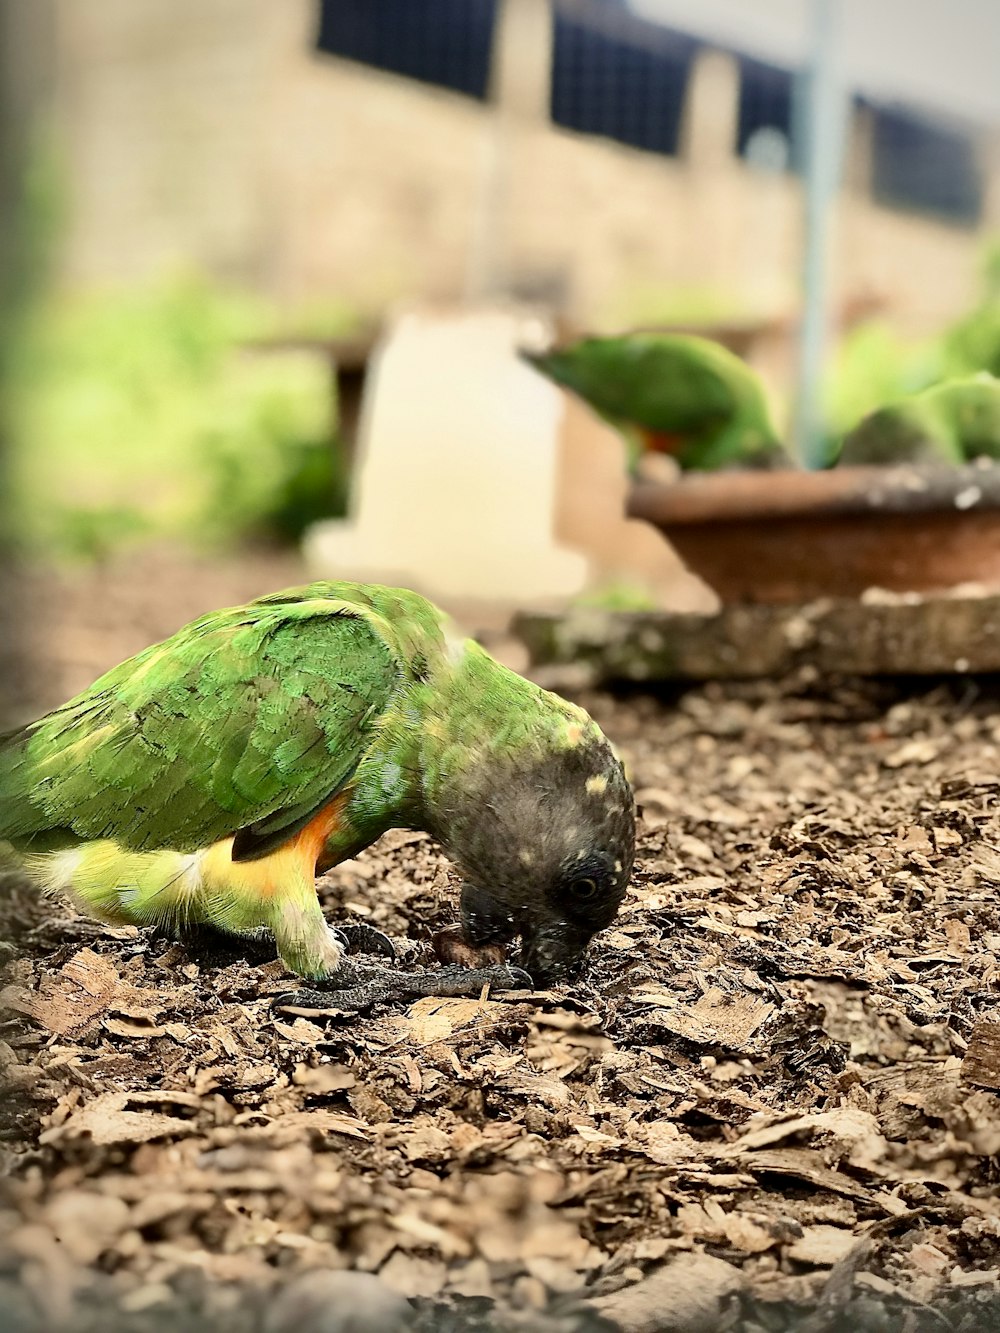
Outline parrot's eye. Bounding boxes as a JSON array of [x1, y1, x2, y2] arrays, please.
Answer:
[[553, 856, 623, 928], [570, 877, 599, 901]]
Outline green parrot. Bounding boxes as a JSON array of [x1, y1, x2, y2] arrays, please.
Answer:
[[837, 373, 1000, 467], [0, 582, 635, 1008], [521, 332, 789, 471]]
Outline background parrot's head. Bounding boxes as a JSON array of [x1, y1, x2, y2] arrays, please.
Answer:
[[443, 727, 636, 987], [837, 400, 954, 466], [519, 343, 637, 430]]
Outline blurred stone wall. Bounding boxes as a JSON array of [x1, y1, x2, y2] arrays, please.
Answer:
[[48, 0, 999, 340]]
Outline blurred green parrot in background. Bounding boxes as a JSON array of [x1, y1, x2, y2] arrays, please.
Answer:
[[837, 372, 1000, 467], [522, 332, 790, 472], [0, 582, 635, 1010]]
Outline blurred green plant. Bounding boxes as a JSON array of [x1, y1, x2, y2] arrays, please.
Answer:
[[608, 281, 750, 332], [8, 273, 356, 561], [821, 237, 1000, 464], [942, 238, 1000, 379], [572, 580, 660, 613], [821, 321, 941, 463]]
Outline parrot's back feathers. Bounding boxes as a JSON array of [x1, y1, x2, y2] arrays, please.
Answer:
[[837, 373, 1000, 466], [0, 723, 58, 847], [0, 583, 442, 858], [837, 400, 959, 466], [521, 335, 738, 432]]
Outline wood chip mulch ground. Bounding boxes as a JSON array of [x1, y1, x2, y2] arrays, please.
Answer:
[[2, 554, 1000, 1332]]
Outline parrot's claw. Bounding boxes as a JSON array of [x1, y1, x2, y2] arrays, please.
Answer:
[[271, 961, 533, 1015], [331, 922, 396, 961]]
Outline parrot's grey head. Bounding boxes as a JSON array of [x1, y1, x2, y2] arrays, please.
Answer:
[[441, 724, 636, 988]]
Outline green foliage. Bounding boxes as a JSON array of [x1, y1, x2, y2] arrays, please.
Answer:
[[823, 238, 1000, 464], [608, 281, 749, 331], [185, 348, 349, 548], [8, 274, 355, 561], [48, 505, 154, 565], [942, 239, 1000, 378], [573, 581, 660, 612], [821, 321, 941, 463]]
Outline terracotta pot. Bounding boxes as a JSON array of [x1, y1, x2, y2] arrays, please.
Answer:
[[627, 463, 1000, 604]]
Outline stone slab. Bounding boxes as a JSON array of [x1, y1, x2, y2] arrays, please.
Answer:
[[514, 592, 1000, 683]]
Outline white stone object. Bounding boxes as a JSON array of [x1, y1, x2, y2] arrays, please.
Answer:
[[304, 305, 588, 605]]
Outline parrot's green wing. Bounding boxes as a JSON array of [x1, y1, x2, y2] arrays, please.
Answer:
[[932, 373, 1000, 461], [1, 588, 409, 857]]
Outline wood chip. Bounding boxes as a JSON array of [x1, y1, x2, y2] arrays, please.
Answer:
[[962, 1021, 1000, 1091]]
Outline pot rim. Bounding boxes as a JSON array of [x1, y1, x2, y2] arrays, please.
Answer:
[[627, 461, 1000, 526]]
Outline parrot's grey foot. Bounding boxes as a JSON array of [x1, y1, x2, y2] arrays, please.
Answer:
[[331, 922, 396, 961], [396, 963, 533, 1000], [271, 961, 532, 1014]]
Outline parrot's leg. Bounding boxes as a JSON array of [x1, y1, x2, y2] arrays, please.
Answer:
[[268, 878, 347, 980], [195, 827, 342, 980], [207, 797, 392, 980], [265, 810, 534, 1007], [271, 962, 533, 1014]]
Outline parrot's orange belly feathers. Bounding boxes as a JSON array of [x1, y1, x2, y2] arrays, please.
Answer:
[[640, 428, 685, 456], [200, 794, 348, 899]]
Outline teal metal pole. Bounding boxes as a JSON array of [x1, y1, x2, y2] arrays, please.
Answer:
[[793, 0, 848, 469]]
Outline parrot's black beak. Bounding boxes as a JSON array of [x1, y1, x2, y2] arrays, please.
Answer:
[[459, 886, 598, 986], [517, 348, 547, 373], [459, 882, 517, 948], [517, 920, 593, 989]]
